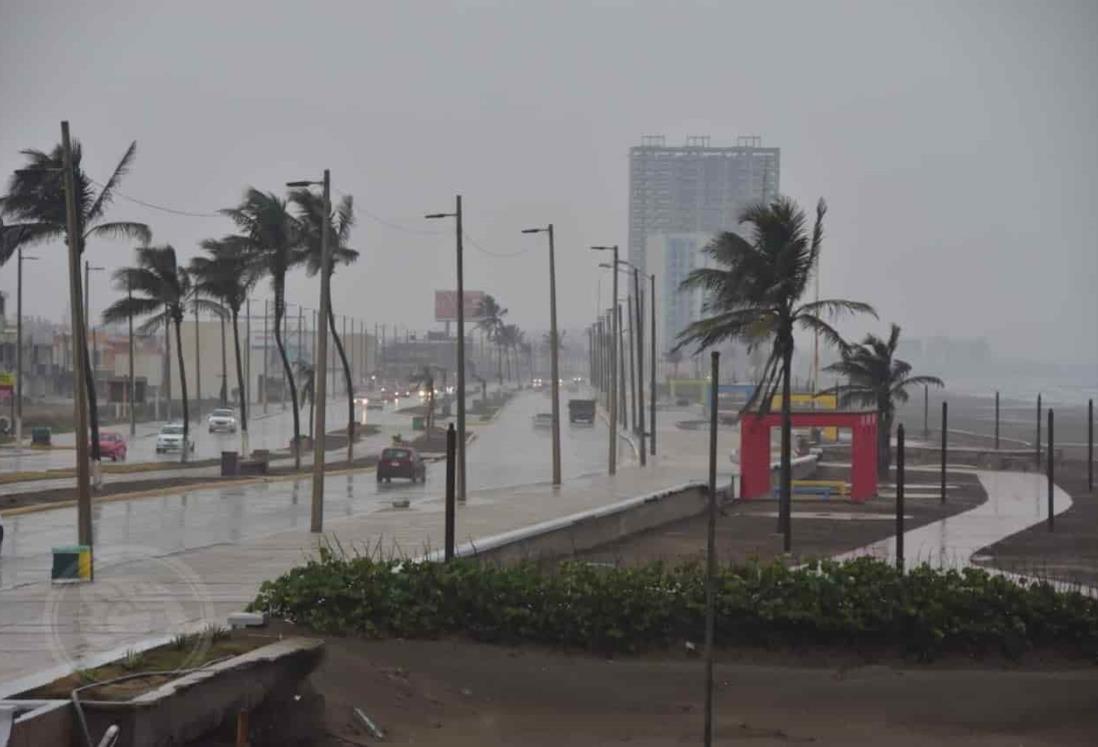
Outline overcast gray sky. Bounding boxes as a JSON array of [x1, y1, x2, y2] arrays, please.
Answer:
[[2, 0, 1096, 368]]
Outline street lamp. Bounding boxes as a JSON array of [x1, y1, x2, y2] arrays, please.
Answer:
[[522, 225, 561, 486], [15, 247, 39, 449], [426, 196, 466, 502], [591, 245, 618, 475], [287, 170, 331, 534]]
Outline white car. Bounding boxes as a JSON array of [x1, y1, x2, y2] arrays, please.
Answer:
[[207, 408, 238, 433], [156, 423, 194, 453]]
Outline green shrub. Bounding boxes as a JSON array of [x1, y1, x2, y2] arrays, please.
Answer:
[[249, 550, 1098, 660]]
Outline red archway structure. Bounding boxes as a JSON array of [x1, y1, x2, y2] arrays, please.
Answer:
[[740, 411, 878, 502]]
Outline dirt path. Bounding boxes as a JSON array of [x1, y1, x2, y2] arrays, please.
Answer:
[[309, 636, 1098, 746]]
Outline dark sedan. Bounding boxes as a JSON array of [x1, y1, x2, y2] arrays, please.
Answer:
[[377, 446, 426, 483]]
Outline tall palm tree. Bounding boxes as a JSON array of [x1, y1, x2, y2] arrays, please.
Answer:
[[475, 295, 508, 386], [824, 324, 943, 476], [103, 246, 192, 461], [1, 140, 151, 468], [290, 188, 359, 462], [409, 365, 436, 432], [189, 238, 260, 453], [675, 196, 875, 552], [221, 189, 304, 468]]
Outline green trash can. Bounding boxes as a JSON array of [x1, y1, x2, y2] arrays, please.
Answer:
[[31, 426, 51, 446], [412, 416, 425, 431]]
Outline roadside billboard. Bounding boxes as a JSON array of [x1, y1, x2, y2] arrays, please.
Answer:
[[434, 290, 487, 322]]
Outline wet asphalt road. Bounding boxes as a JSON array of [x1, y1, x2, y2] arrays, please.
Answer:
[[0, 390, 624, 589]]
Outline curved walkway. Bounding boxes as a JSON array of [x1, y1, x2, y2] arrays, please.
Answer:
[[838, 470, 1088, 588]]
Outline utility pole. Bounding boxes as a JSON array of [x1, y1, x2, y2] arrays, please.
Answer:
[[626, 294, 636, 434], [649, 272, 656, 457], [193, 295, 201, 416], [16, 248, 39, 447], [287, 170, 332, 533], [521, 224, 561, 486], [128, 277, 136, 436], [633, 267, 646, 466], [262, 299, 269, 414], [426, 196, 467, 500], [245, 298, 251, 409], [63, 121, 93, 553]]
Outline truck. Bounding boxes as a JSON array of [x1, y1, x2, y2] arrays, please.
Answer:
[[568, 398, 596, 425]]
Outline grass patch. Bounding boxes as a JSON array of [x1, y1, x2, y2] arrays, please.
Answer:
[[251, 550, 1098, 662], [22, 626, 271, 701]]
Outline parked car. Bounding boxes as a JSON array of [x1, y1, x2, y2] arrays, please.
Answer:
[[207, 408, 238, 433], [376, 446, 426, 483], [156, 423, 194, 454], [568, 399, 596, 424], [97, 432, 127, 462]]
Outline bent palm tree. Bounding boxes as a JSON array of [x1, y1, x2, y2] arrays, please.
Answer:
[[675, 196, 875, 552], [290, 188, 360, 462], [824, 324, 943, 476], [189, 238, 260, 453], [222, 189, 304, 467], [103, 246, 192, 461], [2, 140, 151, 470], [475, 295, 507, 385]]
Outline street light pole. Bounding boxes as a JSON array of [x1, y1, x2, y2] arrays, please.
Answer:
[[288, 170, 332, 534], [592, 247, 618, 475], [427, 196, 467, 501], [128, 277, 136, 436], [522, 224, 561, 486], [62, 121, 93, 552], [650, 272, 657, 457], [633, 266, 646, 465], [16, 248, 39, 448]]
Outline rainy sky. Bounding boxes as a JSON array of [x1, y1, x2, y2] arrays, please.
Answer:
[[2, 0, 1096, 368]]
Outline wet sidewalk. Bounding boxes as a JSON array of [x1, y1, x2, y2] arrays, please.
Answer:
[[0, 460, 708, 695]]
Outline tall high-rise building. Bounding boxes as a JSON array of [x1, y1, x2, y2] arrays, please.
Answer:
[[629, 135, 780, 371], [628, 135, 780, 275]]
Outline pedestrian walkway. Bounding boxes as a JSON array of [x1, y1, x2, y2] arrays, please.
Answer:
[[838, 470, 1074, 571], [0, 461, 706, 695]]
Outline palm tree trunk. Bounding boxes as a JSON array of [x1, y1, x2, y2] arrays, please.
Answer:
[[273, 300, 301, 468], [174, 317, 190, 464], [779, 342, 794, 553], [496, 342, 503, 386], [83, 341, 102, 471], [231, 308, 248, 455], [219, 312, 228, 406], [328, 304, 354, 464]]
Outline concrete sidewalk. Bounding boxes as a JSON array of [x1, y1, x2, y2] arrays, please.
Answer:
[[0, 459, 713, 696]]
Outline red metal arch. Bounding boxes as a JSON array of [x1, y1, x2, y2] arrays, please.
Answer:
[[740, 411, 878, 502]]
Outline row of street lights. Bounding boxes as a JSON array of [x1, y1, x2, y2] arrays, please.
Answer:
[[589, 247, 658, 475]]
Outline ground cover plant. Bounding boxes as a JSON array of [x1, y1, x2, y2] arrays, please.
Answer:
[[251, 550, 1098, 661]]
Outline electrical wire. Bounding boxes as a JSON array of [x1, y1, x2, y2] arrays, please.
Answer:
[[87, 178, 223, 218]]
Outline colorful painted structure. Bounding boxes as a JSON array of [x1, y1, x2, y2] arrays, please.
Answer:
[[740, 411, 878, 502]]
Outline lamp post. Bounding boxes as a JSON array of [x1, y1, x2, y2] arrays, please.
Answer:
[[426, 196, 467, 501], [592, 246, 618, 475], [522, 224, 561, 486], [287, 170, 332, 533], [16, 248, 39, 448]]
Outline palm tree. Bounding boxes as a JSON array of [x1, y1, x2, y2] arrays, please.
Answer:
[[675, 196, 875, 552], [189, 238, 260, 453], [409, 366, 436, 432], [1, 140, 151, 468], [222, 189, 304, 467], [475, 295, 507, 385], [103, 246, 192, 461], [824, 324, 943, 476], [297, 360, 316, 441], [290, 188, 359, 462]]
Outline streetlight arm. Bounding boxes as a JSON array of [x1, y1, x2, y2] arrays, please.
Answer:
[[425, 213, 454, 219]]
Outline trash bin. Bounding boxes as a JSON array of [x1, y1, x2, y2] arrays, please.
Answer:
[[31, 426, 51, 446], [220, 450, 240, 477], [412, 416, 425, 431], [52, 545, 92, 582]]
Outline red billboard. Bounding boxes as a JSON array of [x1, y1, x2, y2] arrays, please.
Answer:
[[435, 290, 487, 322]]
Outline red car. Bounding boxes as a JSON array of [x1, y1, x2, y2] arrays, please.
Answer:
[[377, 446, 426, 483], [98, 432, 128, 462]]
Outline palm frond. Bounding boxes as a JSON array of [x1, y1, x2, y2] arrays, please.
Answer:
[[795, 298, 878, 320], [85, 221, 152, 244], [86, 141, 137, 223]]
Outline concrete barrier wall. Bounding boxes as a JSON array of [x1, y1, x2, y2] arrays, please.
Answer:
[[5, 700, 74, 747], [437, 482, 717, 565]]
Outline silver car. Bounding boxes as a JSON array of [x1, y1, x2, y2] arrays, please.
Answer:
[[156, 423, 194, 453], [207, 408, 238, 433]]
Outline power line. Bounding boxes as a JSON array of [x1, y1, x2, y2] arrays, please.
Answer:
[[87, 178, 223, 218]]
